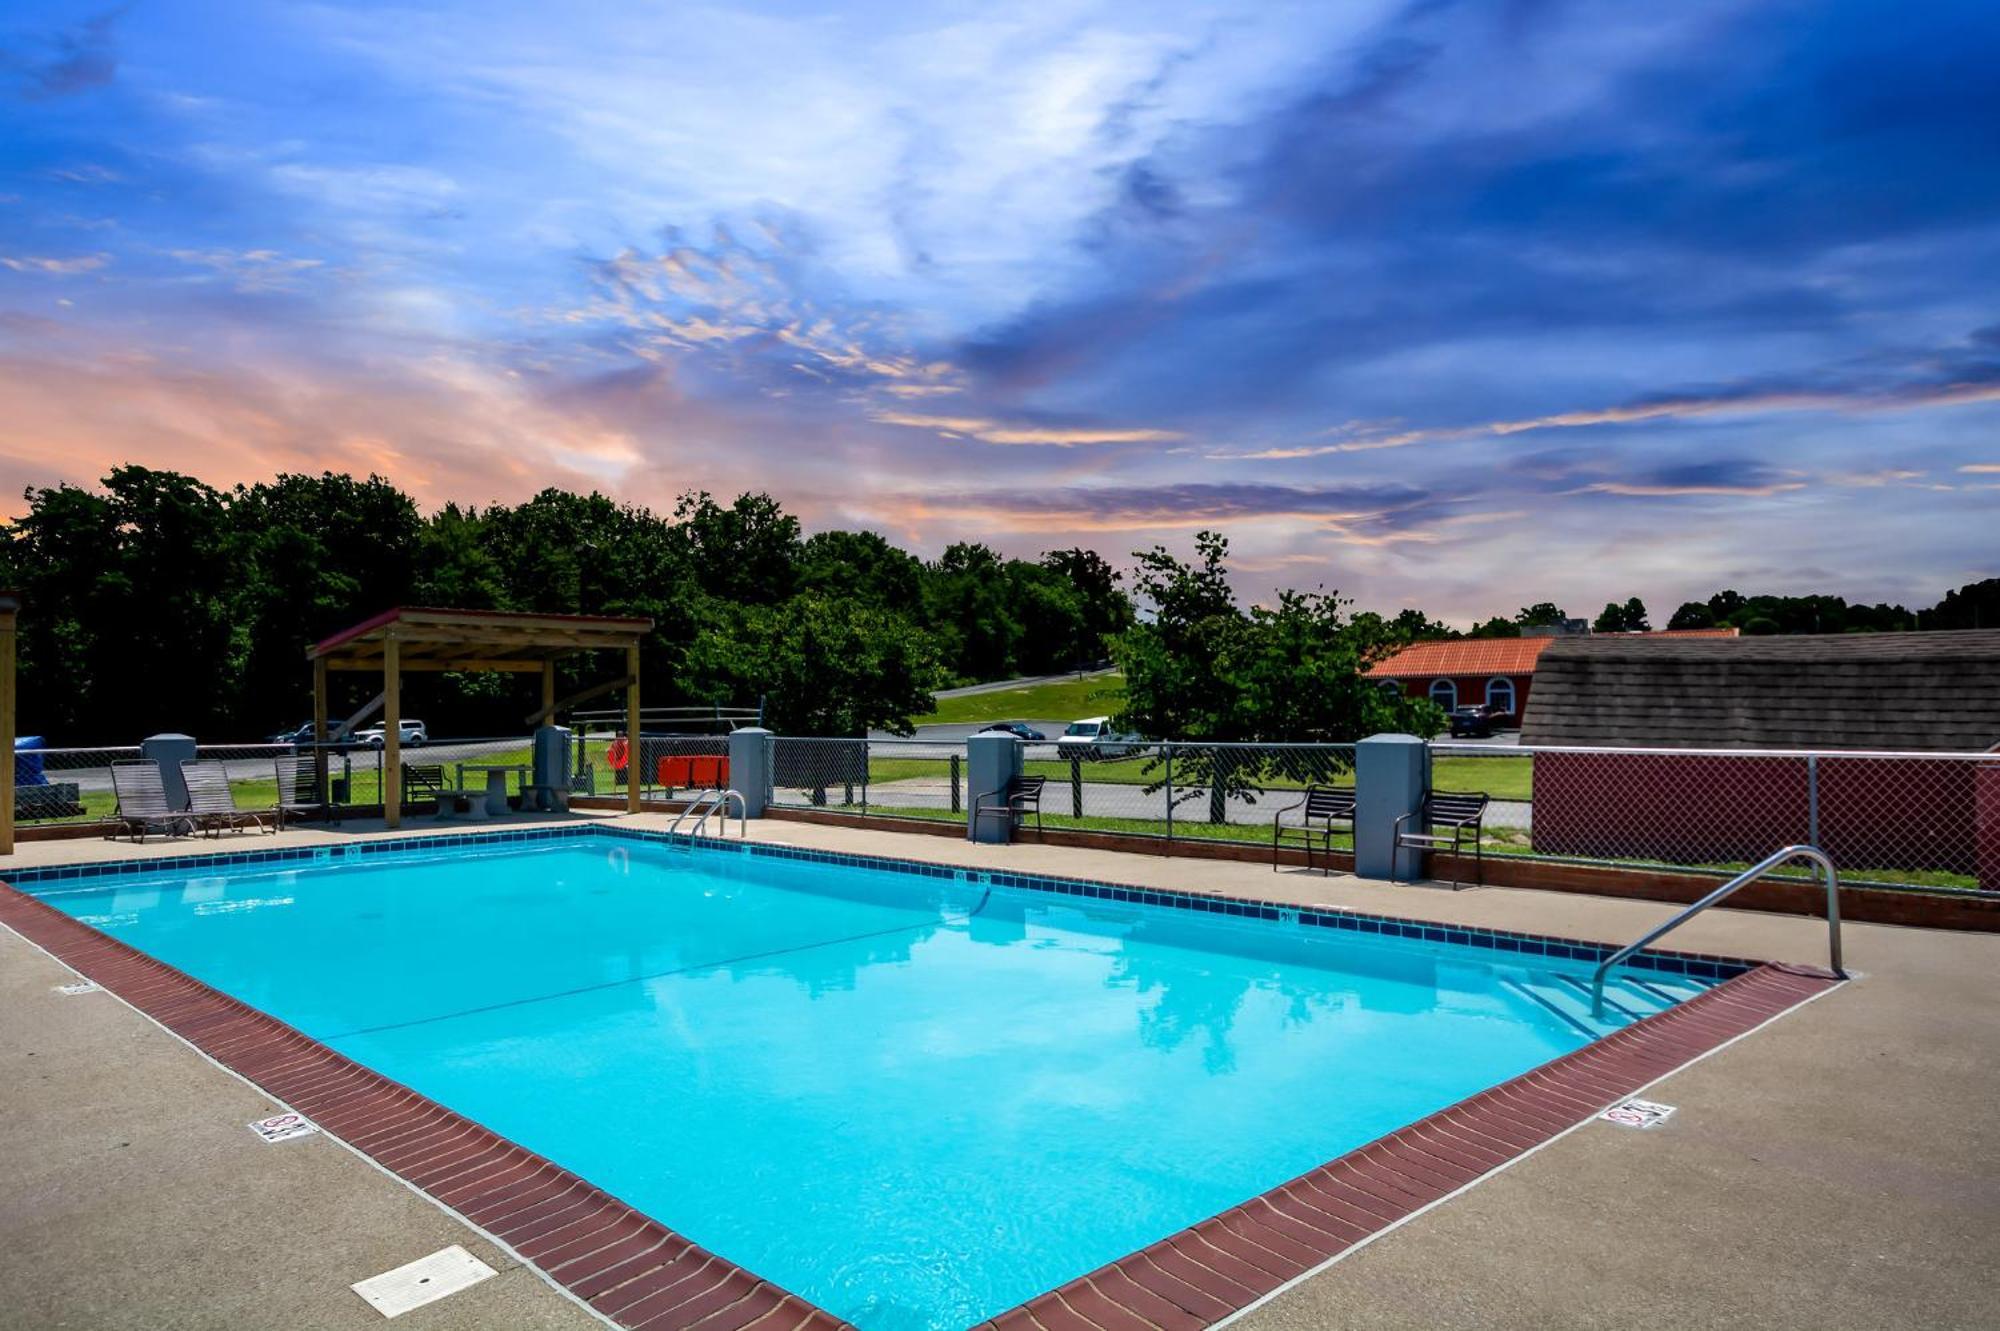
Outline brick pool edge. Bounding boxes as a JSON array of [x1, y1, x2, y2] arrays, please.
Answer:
[[1, 845, 1840, 1331]]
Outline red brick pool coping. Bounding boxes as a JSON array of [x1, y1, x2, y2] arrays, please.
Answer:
[[0, 875, 1839, 1331]]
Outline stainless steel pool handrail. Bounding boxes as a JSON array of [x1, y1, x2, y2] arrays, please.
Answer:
[[668, 787, 746, 839], [1590, 844, 1844, 1018]]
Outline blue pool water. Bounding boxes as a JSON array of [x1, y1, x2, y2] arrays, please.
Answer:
[[30, 837, 1714, 1329]]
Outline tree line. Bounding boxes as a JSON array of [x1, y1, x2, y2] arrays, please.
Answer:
[[1374, 582, 1997, 644], [0, 468, 1134, 743]]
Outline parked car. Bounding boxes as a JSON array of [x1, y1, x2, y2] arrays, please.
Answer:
[[978, 721, 1047, 741], [268, 721, 316, 744], [354, 719, 429, 748], [1448, 705, 1497, 738], [1056, 716, 1144, 758]]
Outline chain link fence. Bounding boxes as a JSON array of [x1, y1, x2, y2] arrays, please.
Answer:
[[18, 728, 1992, 896], [1434, 743, 1996, 894], [767, 736, 1360, 850], [11, 746, 142, 826], [763, 734, 1994, 895]]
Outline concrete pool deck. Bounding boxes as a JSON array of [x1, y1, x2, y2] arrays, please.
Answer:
[[3, 812, 1995, 1329]]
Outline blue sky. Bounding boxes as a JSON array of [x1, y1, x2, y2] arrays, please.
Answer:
[[2, 0, 1995, 622]]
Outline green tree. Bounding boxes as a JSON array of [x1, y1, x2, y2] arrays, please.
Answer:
[[920, 542, 1021, 682], [682, 595, 940, 735], [796, 529, 923, 610], [672, 491, 800, 606], [5, 467, 238, 740], [1667, 600, 1716, 630], [1591, 597, 1650, 632], [228, 472, 425, 731], [1112, 532, 1444, 823], [1040, 547, 1135, 665], [1515, 601, 1569, 628], [1919, 578, 1999, 630]]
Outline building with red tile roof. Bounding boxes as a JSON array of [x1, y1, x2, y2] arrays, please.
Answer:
[[1366, 628, 1738, 722]]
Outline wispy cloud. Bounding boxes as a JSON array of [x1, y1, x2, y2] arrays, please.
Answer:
[[1, 252, 110, 274], [870, 410, 1182, 446]]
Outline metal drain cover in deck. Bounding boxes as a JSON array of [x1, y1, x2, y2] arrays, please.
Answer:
[[351, 1245, 495, 1318]]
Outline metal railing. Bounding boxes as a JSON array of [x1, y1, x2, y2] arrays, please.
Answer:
[[1590, 844, 1845, 1017], [669, 788, 746, 839]]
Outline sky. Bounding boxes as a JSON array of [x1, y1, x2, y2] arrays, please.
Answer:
[[1, 0, 1996, 624]]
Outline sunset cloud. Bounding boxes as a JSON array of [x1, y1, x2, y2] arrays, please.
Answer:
[[0, 0, 1994, 622]]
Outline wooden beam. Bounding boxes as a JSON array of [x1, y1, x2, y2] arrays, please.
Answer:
[[524, 673, 635, 728], [329, 657, 549, 673], [0, 600, 16, 856], [337, 691, 384, 739], [312, 656, 329, 804], [541, 661, 556, 722], [626, 644, 641, 814], [383, 638, 401, 830]]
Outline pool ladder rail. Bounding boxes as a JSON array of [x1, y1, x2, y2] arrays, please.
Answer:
[[1589, 843, 1845, 1019], [668, 787, 747, 841]]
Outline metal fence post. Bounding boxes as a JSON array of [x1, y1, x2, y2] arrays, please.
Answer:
[[1807, 754, 1820, 846], [1070, 753, 1084, 819], [1209, 745, 1228, 825], [950, 752, 961, 814], [1165, 744, 1175, 854]]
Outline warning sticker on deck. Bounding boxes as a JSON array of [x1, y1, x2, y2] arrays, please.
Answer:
[[248, 1111, 320, 1144], [53, 980, 101, 995], [1600, 1098, 1676, 1130]]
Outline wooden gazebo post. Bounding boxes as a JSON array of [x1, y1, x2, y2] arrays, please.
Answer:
[[383, 634, 402, 829], [626, 642, 641, 813], [311, 656, 329, 802]]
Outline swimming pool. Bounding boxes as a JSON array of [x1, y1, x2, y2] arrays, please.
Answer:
[[18, 831, 1745, 1330]]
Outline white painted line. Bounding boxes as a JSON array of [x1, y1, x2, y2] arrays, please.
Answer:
[[1601, 1098, 1676, 1129], [352, 1245, 495, 1318], [248, 1111, 320, 1144], [53, 980, 100, 995]]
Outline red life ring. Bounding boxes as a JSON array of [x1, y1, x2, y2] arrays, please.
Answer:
[[606, 736, 630, 771]]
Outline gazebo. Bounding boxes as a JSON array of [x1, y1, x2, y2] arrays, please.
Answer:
[[307, 607, 655, 828]]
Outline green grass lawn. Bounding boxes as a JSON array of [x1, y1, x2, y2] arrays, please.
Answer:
[[915, 672, 1124, 726], [1430, 753, 1533, 801]]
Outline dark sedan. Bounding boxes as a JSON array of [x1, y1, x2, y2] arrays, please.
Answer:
[[1448, 705, 1498, 738], [978, 721, 1047, 741]]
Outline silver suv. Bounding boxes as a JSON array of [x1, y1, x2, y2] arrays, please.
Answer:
[[354, 719, 428, 748]]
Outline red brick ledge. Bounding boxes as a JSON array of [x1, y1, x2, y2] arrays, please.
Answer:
[[972, 961, 1840, 1331], [0, 883, 853, 1331], [1, 873, 1839, 1331]]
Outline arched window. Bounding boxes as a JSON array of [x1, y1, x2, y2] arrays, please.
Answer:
[[1429, 679, 1457, 710], [1379, 680, 1403, 699], [1486, 676, 1516, 717]]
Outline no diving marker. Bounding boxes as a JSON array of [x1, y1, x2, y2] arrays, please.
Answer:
[[1600, 1098, 1677, 1130], [53, 980, 101, 995], [248, 1111, 320, 1144]]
